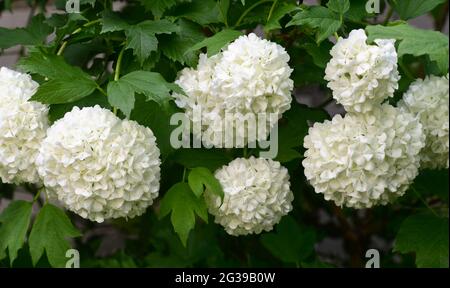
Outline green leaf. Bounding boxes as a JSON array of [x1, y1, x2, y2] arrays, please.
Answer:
[[48, 90, 111, 123], [125, 30, 157, 65], [171, 148, 232, 171], [394, 213, 449, 268], [125, 19, 178, 65], [366, 24, 449, 74], [159, 19, 205, 66], [168, 0, 221, 25], [0, 201, 33, 266], [274, 148, 302, 163], [137, 19, 179, 34], [261, 216, 316, 264], [138, 0, 191, 18], [0, 14, 52, 49], [107, 80, 135, 118], [52, 13, 88, 44], [276, 103, 329, 163], [301, 260, 334, 268], [218, 0, 230, 25], [27, 14, 54, 42], [287, 6, 341, 43], [301, 41, 333, 68], [188, 29, 243, 56], [327, 0, 350, 15], [45, 14, 70, 28], [80, 0, 96, 6], [29, 204, 81, 268], [131, 96, 178, 159], [265, 3, 299, 31], [391, 0, 447, 20], [159, 183, 208, 246], [120, 70, 177, 105], [412, 169, 449, 201], [31, 78, 97, 104], [188, 167, 224, 199], [101, 10, 129, 33], [107, 70, 178, 116], [345, 0, 373, 21], [17, 49, 94, 81]]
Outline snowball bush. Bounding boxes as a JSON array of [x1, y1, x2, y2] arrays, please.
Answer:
[[398, 74, 449, 169], [325, 29, 400, 113], [36, 106, 161, 222], [205, 156, 293, 236], [173, 33, 293, 147], [302, 104, 425, 208], [0, 67, 49, 184]]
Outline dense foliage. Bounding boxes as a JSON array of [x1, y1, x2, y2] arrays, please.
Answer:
[[0, 0, 448, 268]]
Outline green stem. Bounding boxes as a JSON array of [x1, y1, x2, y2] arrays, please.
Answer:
[[114, 46, 125, 81], [334, 32, 339, 41], [266, 0, 278, 23], [110, 46, 126, 116], [219, 0, 229, 28], [33, 188, 42, 202], [56, 41, 68, 56], [96, 85, 107, 96], [56, 19, 101, 56], [182, 168, 187, 182], [235, 0, 274, 27]]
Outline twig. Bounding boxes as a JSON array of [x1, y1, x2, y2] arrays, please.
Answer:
[[235, 0, 273, 27]]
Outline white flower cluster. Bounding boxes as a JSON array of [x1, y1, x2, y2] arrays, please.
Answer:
[[36, 106, 161, 223], [173, 33, 293, 147], [398, 75, 449, 169], [0, 67, 49, 184], [303, 104, 425, 208], [205, 157, 293, 236], [325, 29, 400, 113]]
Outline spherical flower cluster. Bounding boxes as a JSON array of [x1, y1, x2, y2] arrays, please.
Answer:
[[173, 33, 293, 147], [205, 157, 293, 236], [325, 29, 400, 113], [398, 74, 449, 169], [36, 106, 161, 223], [302, 104, 425, 208], [0, 67, 49, 184]]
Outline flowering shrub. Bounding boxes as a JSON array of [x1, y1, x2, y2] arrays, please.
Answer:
[[0, 0, 448, 268]]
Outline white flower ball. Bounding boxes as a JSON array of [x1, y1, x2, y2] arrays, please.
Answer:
[[302, 104, 425, 208], [0, 67, 49, 184], [173, 33, 293, 147], [36, 106, 161, 222], [325, 29, 400, 113], [398, 74, 449, 169], [205, 157, 293, 236], [213, 33, 293, 115]]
